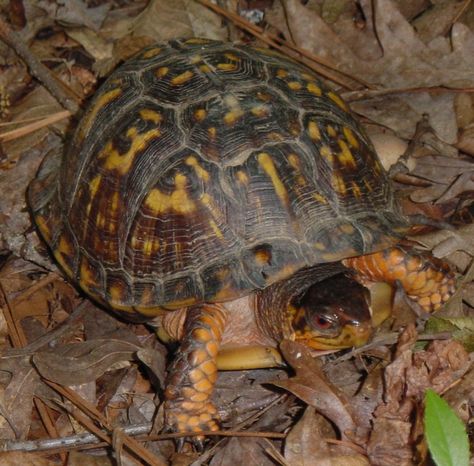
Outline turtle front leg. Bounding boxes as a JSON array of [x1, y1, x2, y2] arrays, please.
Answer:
[[343, 246, 455, 312], [164, 304, 227, 436]]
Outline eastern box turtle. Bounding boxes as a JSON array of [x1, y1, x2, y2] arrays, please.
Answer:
[[28, 38, 455, 436]]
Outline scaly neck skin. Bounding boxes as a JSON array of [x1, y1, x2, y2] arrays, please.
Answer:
[[254, 262, 353, 345]]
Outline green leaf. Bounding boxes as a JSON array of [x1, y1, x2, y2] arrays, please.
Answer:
[[424, 389, 470, 466]]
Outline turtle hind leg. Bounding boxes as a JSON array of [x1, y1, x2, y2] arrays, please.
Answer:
[[164, 304, 227, 441], [343, 246, 455, 312]]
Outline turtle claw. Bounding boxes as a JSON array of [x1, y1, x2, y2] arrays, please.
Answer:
[[164, 399, 220, 448]]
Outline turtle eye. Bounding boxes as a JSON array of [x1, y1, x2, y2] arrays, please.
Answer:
[[311, 314, 333, 330]]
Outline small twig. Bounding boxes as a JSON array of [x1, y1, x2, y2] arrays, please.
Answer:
[[0, 16, 80, 114], [46, 381, 165, 466], [0, 110, 71, 142], [333, 331, 454, 363], [343, 85, 474, 102], [197, 0, 371, 90]]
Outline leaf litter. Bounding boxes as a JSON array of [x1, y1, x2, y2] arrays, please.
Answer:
[[0, 0, 472, 464]]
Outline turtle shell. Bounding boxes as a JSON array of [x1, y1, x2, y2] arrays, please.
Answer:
[[29, 38, 407, 316]]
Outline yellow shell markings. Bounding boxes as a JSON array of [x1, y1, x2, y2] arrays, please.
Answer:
[[337, 140, 357, 169], [343, 127, 360, 149], [100, 126, 161, 175], [34, 214, 52, 243], [351, 181, 362, 199], [236, 170, 249, 185], [327, 125, 337, 138], [250, 104, 270, 118], [145, 173, 195, 214], [288, 81, 302, 91], [78, 87, 122, 140], [320, 145, 334, 164], [332, 172, 347, 195], [79, 257, 99, 294], [223, 95, 244, 126], [141, 47, 162, 59], [217, 63, 238, 72], [308, 121, 321, 141], [327, 91, 348, 111], [208, 219, 224, 239], [171, 70, 194, 86], [313, 192, 328, 204], [307, 82, 322, 95], [257, 152, 289, 206], [185, 156, 210, 181], [194, 108, 207, 121], [54, 235, 75, 277], [155, 67, 169, 78], [139, 108, 162, 124], [108, 283, 134, 311]]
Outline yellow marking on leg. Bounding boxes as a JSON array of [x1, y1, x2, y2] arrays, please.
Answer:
[[171, 70, 194, 85], [185, 155, 210, 181], [308, 121, 321, 140], [139, 109, 162, 124], [145, 174, 195, 214], [338, 140, 357, 168], [258, 152, 288, 205], [199, 64, 211, 73], [276, 69, 288, 78], [100, 127, 161, 175]]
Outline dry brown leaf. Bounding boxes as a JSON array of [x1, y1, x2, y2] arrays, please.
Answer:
[[210, 437, 275, 466], [37, 0, 110, 31], [131, 0, 226, 43], [0, 351, 41, 440], [33, 339, 141, 386], [367, 325, 471, 466], [273, 341, 357, 440]]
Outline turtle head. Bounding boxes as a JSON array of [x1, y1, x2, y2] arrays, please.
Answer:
[[287, 274, 373, 350]]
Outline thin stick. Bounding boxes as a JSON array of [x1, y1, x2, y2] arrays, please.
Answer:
[[196, 0, 372, 90], [0, 17, 80, 113]]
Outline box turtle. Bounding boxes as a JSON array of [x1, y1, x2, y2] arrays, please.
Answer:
[[28, 38, 455, 437]]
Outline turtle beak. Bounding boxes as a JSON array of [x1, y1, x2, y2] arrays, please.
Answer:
[[296, 320, 374, 350]]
